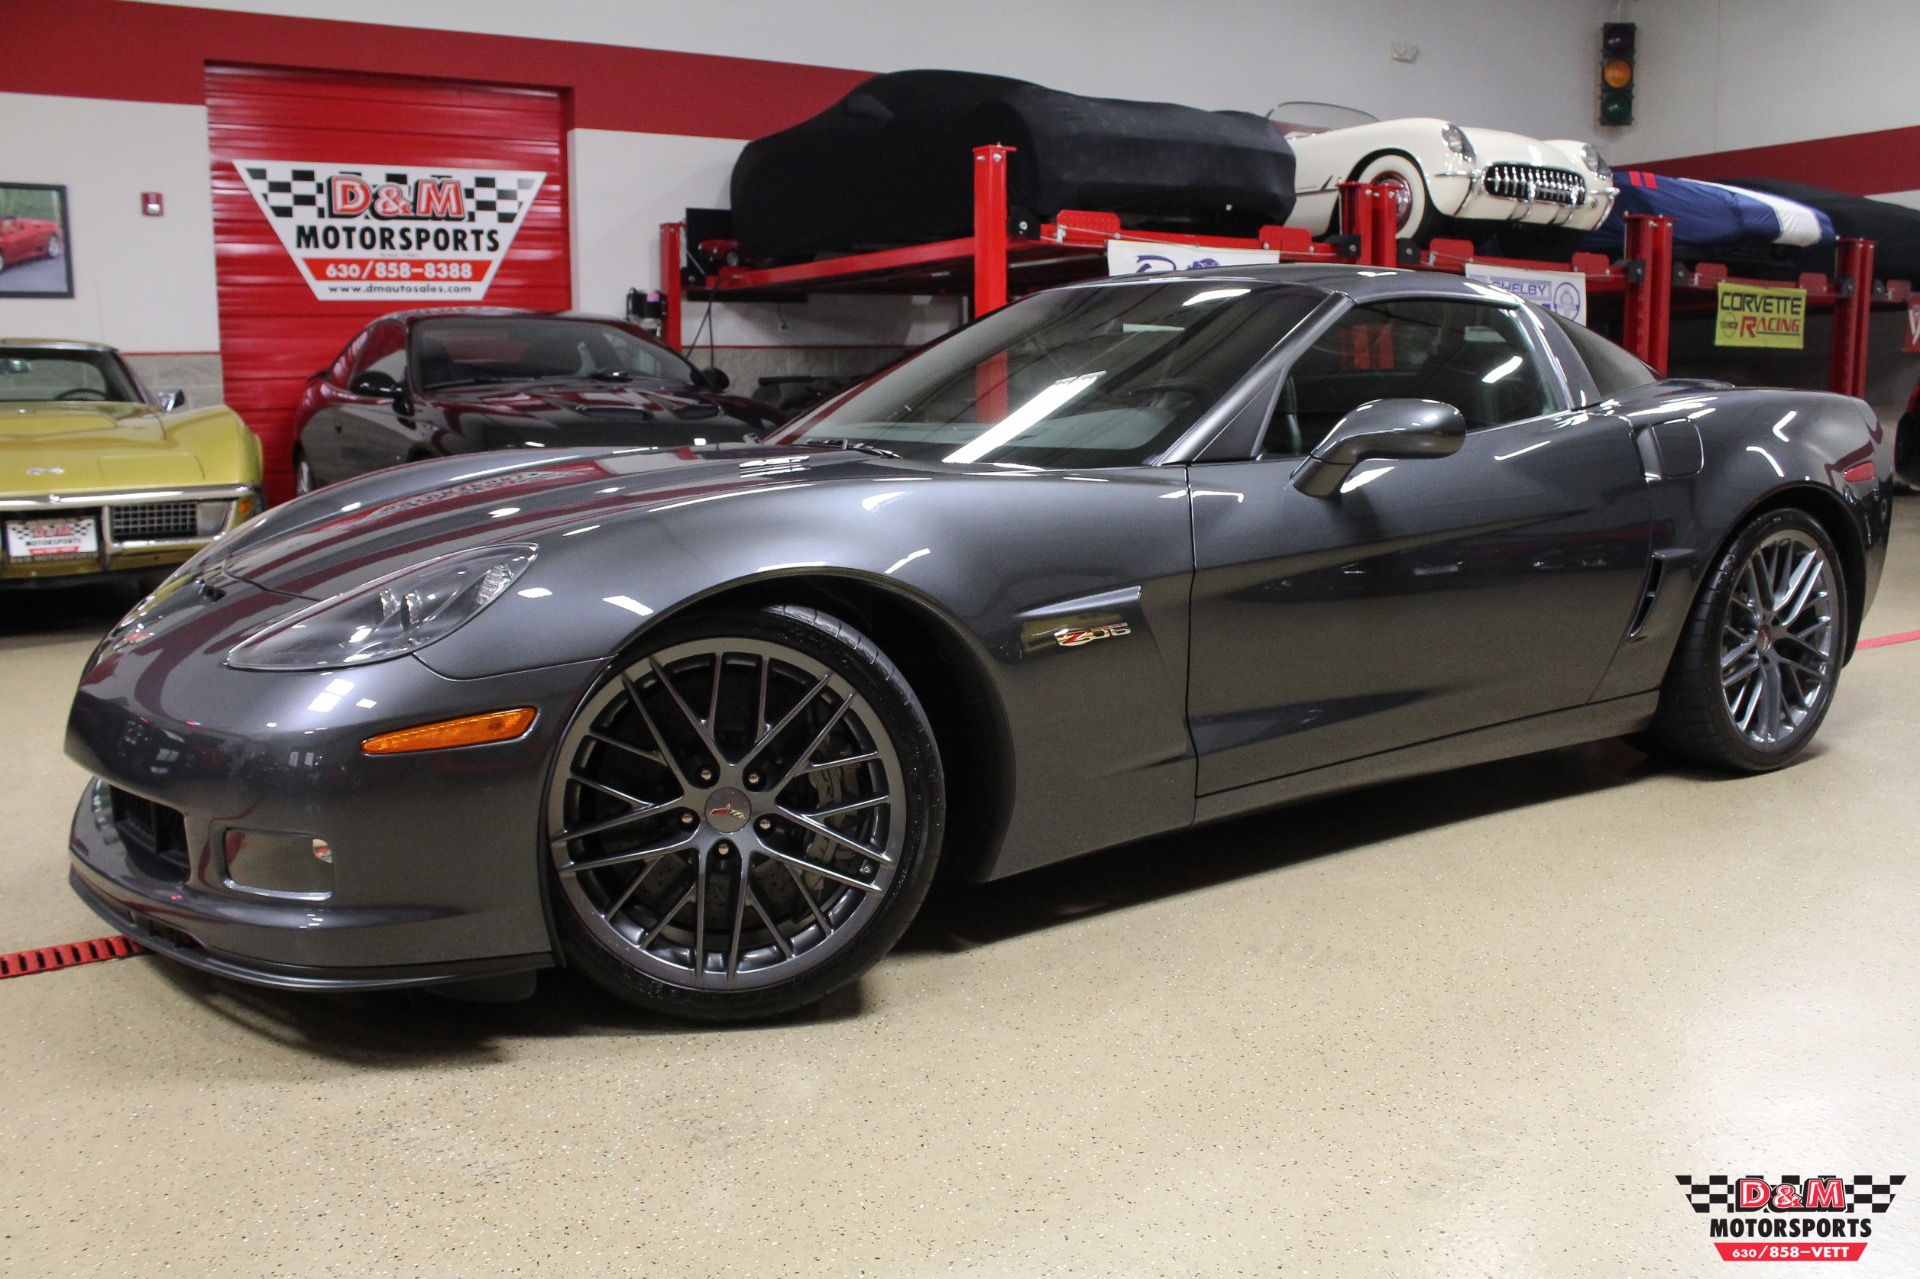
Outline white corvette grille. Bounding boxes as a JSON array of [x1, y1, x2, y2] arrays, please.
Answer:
[[1482, 164, 1588, 206]]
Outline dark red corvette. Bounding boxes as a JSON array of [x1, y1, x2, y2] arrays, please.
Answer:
[[290, 309, 784, 493]]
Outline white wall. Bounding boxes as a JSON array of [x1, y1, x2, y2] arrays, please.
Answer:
[[1608, 0, 1920, 167], [0, 93, 220, 354], [149, 0, 1620, 144]]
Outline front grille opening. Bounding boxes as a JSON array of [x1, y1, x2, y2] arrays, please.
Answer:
[[109, 501, 197, 541], [1483, 163, 1586, 207], [108, 786, 190, 882]]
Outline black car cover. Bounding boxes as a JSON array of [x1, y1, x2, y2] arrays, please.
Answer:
[[730, 70, 1297, 263], [1728, 178, 1920, 282]]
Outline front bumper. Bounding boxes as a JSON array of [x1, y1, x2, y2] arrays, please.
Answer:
[[1430, 170, 1615, 229], [65, 577, 601, 990], [2, 483, 259, 582]]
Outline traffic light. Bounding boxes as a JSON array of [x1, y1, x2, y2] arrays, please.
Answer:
[[1600, 23, 1636, 125]]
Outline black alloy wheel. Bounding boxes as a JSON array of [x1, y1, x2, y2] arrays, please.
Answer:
[[547, 605, 945, 1020], [1645, 508, 1846, 772]]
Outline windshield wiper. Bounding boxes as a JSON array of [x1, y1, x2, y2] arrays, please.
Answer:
[[810, 437, 901, 459]]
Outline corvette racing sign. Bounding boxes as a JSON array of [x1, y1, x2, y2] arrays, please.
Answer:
[[234, 160, 546, 301]]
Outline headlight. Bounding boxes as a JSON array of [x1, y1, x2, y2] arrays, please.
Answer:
[[227, 544, 534, 671], [1440, 122, 1476, 164], [1579, 144, 1612, 181]]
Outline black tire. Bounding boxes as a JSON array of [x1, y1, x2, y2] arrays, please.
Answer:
[[548, 605, 945, 1021], [1643, 508, 1847, 772]]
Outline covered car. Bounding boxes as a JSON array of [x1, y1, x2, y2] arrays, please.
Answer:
[[1723, 178, 1920, 283], [730, 69, 1297, 263], [1, 340, 261, 587], [1581, 171, 1834, 275]]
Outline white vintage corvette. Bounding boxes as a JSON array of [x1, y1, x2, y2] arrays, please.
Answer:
[[1281, 115, 1616, 251]]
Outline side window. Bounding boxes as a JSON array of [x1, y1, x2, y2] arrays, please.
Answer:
[[1548, 311, 1657, 399], [1262, 299, 1556, 456], [354, 321, 408, 384]]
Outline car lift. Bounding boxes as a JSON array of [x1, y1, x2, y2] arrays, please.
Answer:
[[660, 145, 1903, 399]]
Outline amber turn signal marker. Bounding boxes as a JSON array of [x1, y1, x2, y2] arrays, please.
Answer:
[[362, 707, 537, 754], [1603, 58, 1634, 89]]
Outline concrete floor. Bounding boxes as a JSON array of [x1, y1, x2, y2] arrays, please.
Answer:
[[3, 501, 1918, 1278]]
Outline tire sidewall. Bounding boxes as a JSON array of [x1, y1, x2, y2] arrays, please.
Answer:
[[1689, 508, 1847, 770], [1353, 150, 1433, 241], [549, 604, 946, 1021]]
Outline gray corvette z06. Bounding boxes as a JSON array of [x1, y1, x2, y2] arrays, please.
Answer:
[[66, 266, 1891, 1019]]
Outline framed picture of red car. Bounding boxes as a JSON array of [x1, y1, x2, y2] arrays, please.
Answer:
[[0, 183, 73, 298]]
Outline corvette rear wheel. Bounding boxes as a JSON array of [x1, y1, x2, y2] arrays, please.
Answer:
[[548, 606, 944, 1020], [46, 234, 63, 259], [1644, 508, 1846, 772]]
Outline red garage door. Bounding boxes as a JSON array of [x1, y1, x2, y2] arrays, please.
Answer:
[[206, 64, 571, 501]]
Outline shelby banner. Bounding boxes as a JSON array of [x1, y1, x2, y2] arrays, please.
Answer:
[[1464, 261, 1589, 325], [235, 161, 546, 301], [1676, 1173, 1903, 1262], [1715, 281, 1807, 349], [1107, 240, 1281, 276]]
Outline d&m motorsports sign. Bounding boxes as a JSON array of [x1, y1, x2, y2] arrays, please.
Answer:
[[1715, 281, 1807, 349], [235, 161, 546, 300]]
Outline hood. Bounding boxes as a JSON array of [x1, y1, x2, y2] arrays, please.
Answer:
[[216, 443, 898, 600], [1454, 126, 1585, 172], [433, 380, 780, 449], [0, 401, 206, 493]]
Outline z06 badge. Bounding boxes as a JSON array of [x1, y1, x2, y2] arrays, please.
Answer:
[[1054, 623, 1131, 647]]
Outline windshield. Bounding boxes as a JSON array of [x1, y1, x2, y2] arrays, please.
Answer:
[[411, 317, 698, 391], [777, 280, 1320, 468], [0, 348, 144, 404]]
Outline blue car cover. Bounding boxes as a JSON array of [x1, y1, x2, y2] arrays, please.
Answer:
[[1583, 171, 1833, 258]]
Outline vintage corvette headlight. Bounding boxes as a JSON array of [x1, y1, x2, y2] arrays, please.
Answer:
[[1578, 143, 1612, 181], [227, 544, 535, 671], [1440, 122, 1476, 164]]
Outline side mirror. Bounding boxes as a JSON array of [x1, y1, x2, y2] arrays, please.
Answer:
[[349, 370, 405, 400], [699, 366, 731, 392], [157, 389, 186, 412], [1290, 398, 1466, 497]]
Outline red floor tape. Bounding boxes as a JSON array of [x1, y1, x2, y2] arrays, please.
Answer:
[[1860, 628, 1920, 650], [0, 934, 144, 979]]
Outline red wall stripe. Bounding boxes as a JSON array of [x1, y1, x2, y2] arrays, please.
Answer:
[[1641, 124, 1920, 198], [0, 0, 870, 141]]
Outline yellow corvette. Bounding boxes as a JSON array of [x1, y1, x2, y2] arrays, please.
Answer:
[[1, 340, 261, 587]]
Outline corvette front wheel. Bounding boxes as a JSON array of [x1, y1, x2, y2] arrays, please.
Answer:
[[547, 605, 945, 1020]]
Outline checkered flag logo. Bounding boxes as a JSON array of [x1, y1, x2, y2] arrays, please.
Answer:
[[1676, 1174, 1904, 1214], [234, 161, 545, 228]]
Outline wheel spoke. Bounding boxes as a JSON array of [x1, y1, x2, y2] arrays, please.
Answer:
[[779, 859, 833, 937], [1775, 552, 1824, 626], [570, 772, 659, 812], [757, 844, 882, 894], [1722, 658, 1761, 689], [1775, 651, 1826, 680], [749, 888, 794, 959], [807, 749, 881, 773], [558, 831, 698, 876], [585, 730, 666, 767], [690, 846, 709, 983], [639, 881, 698, 948], [647, 656, 725, 766], [1760, 663, 1785, 741], [801, 793, 892, 821], [603, 857, 663, 919], [551, 798, 677, 845], [778, 804, 892, 863], [1721, 634, 1759, 668], [767, 699, 852, 796], [742, 670, 833, 773], [725, 851, 752, 981], [621, 671, 699, 792]]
